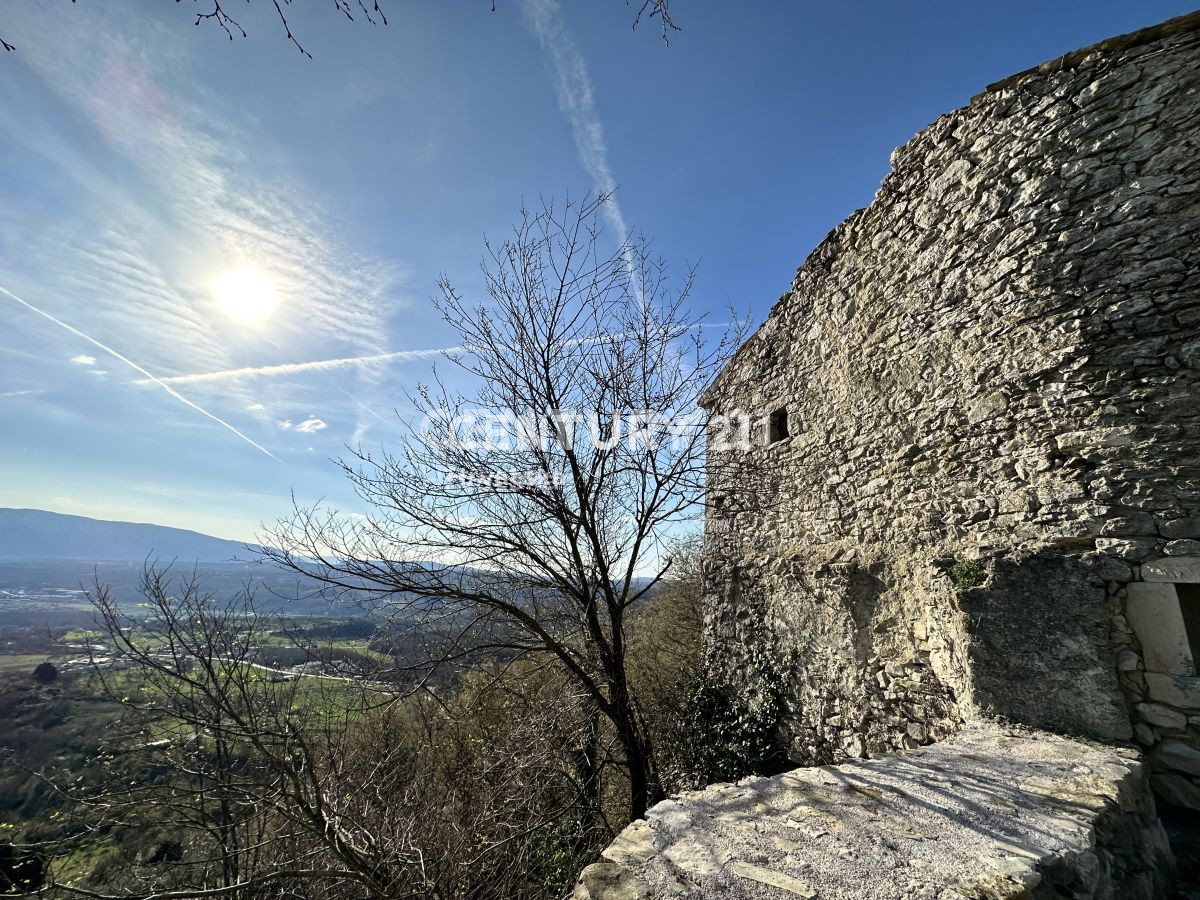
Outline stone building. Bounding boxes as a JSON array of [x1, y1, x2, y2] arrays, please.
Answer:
[[700, 9, 1200, 813], [578, 10, 1199, 900]]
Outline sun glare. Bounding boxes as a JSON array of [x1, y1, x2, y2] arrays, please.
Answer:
[[212, 267, 279, 325]]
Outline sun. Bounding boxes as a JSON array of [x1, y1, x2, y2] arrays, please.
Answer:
[[212, 267, 279, 325]]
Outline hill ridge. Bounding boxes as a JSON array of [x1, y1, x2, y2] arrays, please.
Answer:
[[0, 507, 262, 563]]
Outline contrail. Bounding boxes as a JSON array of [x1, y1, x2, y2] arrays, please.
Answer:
[[0, 285, 279, 461], [0, 389, 45, 400], [131, 328, 727, 390], [131, 347, 461, 386], [521, 0, 641, 298]]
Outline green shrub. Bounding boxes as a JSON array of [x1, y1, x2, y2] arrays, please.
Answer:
[[672, 645, 796, 788], [950, 559, 986, 589], [528, 813, 601, 898]]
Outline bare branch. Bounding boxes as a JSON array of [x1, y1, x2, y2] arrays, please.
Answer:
[[262, 194, 744, 819]]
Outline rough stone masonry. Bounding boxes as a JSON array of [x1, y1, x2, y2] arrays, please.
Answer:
[[578, 10, 1200, 900], [700, 11, 1200, 810]]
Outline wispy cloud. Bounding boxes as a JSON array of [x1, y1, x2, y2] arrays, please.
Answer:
[[522, 0, 634, 266], [70, 354, 97, 366], [1, 284, 279, 462], [276, 416, 327, 434], [295, 417, 328, 433], [129, 347, 459, 387], [0, 5, 408, 440]]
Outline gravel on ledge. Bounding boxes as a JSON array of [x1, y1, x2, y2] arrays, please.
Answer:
[[575, 724, 1174, 900]]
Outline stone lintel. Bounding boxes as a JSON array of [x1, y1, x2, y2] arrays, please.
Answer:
[[1141, 556, 1200, 583]]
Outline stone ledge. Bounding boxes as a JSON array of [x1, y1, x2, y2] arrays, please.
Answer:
[[575, 724, 1174, 900]]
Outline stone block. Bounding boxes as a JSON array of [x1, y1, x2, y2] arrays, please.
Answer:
[[574, 862, 652, 900], [1152, 772, 1200, 811], [1056, 427, 1136, 451], [602, 820, 658, 868], [1102, 513, 1160, 536], [1152, 739, 1200, 777], [1145, 673, 1200, 710], [1094, 555, 1136, 581], [1126, 583, 1196, 675], [1136, 702, 1188, 730], [1117, 650, 1142, 672], [730, 862, 816, 897], [1160, 519, 1200, 540], [1142, 556, 1200, 582], [1096, 538, 1160, 561], [1164, 539, 1200, 556]]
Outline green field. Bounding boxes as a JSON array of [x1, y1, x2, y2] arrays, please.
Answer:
[[0, 653, 55, 673]]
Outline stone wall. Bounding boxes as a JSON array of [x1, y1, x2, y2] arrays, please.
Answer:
[[700, 12, 1200, 806]]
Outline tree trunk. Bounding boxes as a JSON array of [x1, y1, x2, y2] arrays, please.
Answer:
[[571, 704, 604, 848], [609, 677, 664, 820]]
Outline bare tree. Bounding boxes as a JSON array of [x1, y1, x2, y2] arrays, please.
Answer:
[[262, 194, 740, 820], [631, 0, 679, 43], [2, 1, 678, 56], [183, 0, 387, 58], [31, 568, 429, 899], [17, 565, 616, 899]]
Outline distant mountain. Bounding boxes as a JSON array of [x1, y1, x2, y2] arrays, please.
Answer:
[[0, 508, 262, 563]]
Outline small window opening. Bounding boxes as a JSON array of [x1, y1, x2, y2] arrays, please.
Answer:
[[711, 495, 727, 515], [1175, 583, 1200, 676], [768, 408, 789, 444]]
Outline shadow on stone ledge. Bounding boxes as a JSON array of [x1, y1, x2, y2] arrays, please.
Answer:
[[573, 725, 1174, 900]]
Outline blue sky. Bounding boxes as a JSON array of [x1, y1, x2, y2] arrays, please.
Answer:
[[0, 0, 1193, 542]]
